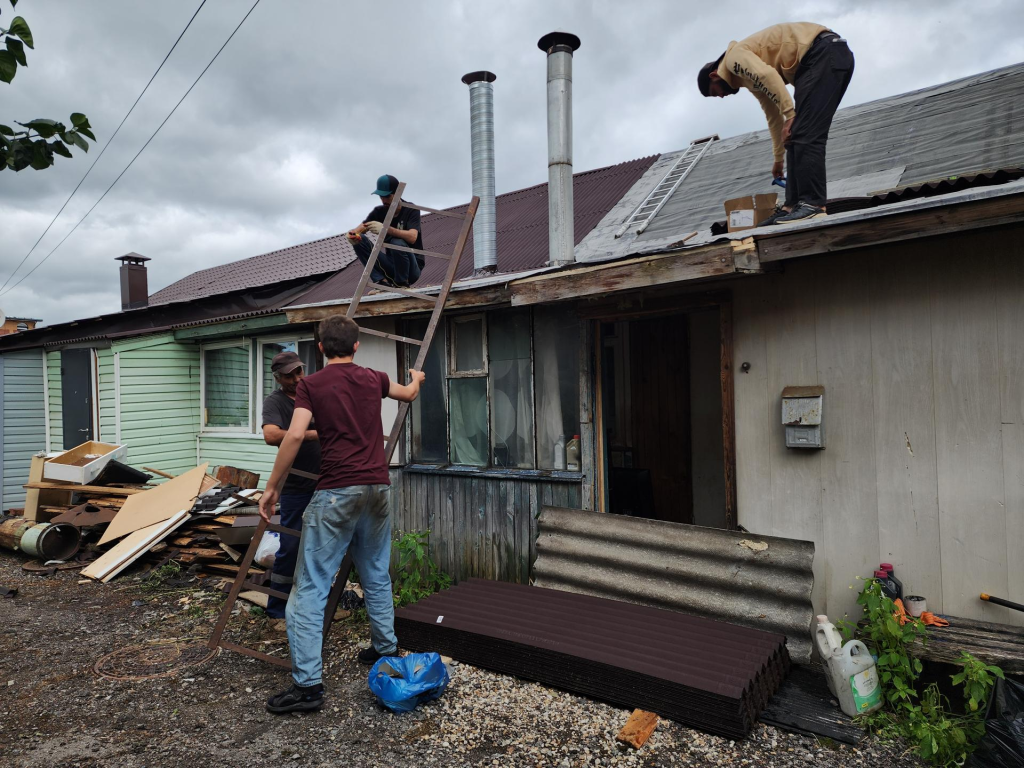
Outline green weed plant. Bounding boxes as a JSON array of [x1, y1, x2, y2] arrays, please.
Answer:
[[391, 530, 452, 608]]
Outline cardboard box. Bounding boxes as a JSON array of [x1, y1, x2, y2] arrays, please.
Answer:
[[43, 441, 128, 485], [723, 193, 778, 232]]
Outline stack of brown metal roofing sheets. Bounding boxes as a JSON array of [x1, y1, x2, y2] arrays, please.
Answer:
[[395, 579, 790, 739]]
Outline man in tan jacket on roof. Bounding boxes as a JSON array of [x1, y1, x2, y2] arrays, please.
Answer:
[[698, 22, 854, 225]]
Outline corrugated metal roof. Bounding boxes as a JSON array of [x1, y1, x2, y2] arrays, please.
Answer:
[[149, 233, 358, 305], [532, 506, 816, 664], [578, 62, 1024, 262], [287, 156, 657, 308], [396, 578, 789, 739]]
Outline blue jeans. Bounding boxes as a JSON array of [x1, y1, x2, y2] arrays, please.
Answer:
[[267, 492, 314, 619], [353, 234, 422, 287], [286, 484, 396, 687]]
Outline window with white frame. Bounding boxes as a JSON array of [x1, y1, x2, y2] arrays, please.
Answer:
[[406, 306, 580, 470], [201, 341, 251, 430], [257, 336, 323, 399]]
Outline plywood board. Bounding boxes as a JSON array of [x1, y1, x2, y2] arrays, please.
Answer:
[[99, 464, 209, 545], [815, 256, 879, 621], [869, 245, 943, 612], [931, 250, 1008, 621], [82, 512, 191, 582]]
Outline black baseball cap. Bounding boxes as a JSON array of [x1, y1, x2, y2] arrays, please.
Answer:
[[373, 174, 400, 196], [271, 351, 304, 375]]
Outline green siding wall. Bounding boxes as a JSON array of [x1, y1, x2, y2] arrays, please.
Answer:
[[197, 434, 277, 489], [114, 334, 200, 476], [45, 350, 61, 450], [2, 351, 47, 509], [97, 348, 117, 443]]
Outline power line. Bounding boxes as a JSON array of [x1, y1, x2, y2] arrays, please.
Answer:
[[0, 0, 209, 295], [0, 0, 262, 299]]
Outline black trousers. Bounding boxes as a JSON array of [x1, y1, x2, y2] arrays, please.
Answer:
[[785, 35, 855, 208]]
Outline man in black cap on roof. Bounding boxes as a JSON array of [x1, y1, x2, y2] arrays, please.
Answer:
[[261, 350, 322, 628], [346, 174, 425, 288]]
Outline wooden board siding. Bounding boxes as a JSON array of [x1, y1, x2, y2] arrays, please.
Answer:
[[731, 227, 1024, 626], [114, 334, 201, 477], [45, 350, 62, 450], [392, 469, 582, 584], [197, 435, 277, 488], [1, 351, 47, 509], [97, 348, 117, 443]]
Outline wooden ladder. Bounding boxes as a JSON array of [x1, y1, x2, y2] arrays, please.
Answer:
[[208, 184, 480, 667]]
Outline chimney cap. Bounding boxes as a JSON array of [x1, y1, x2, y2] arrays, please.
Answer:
[[115, 252, 151, 265], [462, 71, 497, 85], [537, 31, 581, 54]]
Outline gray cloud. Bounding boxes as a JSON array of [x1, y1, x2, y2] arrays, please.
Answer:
[[2, 0, 1022, 325]]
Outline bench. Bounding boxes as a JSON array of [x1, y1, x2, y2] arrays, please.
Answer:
[[909, 616, 1024, 674]]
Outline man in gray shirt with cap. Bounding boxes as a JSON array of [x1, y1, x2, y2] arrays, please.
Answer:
[[261, 351, 322, 626]]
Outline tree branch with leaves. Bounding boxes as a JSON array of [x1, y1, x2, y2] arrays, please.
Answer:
[[1, 0, 95, 171]]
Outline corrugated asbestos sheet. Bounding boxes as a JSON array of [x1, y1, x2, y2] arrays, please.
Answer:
[[532, 507, 816, 664], [288, 156, 657, 307], [149, 233, 358, 305], [396, 578, 789, 739]]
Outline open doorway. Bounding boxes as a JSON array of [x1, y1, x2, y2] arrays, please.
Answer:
[[597, 303, 732, 528]]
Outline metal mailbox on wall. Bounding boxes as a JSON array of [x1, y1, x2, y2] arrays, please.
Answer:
[[782, 385, 825, 449]]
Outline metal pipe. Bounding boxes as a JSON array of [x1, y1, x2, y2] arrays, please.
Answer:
[[462, 71, 498, 274], [0, 516, 82, 561], [538, 31, 580, 266]]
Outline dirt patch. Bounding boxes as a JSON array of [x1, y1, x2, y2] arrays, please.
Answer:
[[0, 553, 926, 767]]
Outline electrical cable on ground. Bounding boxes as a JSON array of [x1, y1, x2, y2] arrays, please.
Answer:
[[0, 0, 209, 295], [0, 0, 262, 299]]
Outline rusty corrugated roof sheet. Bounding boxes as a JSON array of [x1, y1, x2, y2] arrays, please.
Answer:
[[396, 578, 789, 739], [148, 233, 358, 306], [287, 156, 658, 308]]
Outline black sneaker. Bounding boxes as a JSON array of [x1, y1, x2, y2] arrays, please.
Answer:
[[358, 646, 397, 665], [757, 205, 790, 227], [265, 683, 324, 714], [775, 203, 827, 224]]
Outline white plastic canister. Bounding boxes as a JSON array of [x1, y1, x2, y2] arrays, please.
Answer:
[[830, 639, 884, 717], [814, 615, 843, 695]]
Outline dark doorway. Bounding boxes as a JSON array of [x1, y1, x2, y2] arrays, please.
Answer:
[[61, 349, 94, 449], [598, 307, 729, 527]]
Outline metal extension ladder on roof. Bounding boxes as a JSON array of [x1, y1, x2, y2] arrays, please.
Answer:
[[208, 184, 480, 668], [614, 134, 718, 238]]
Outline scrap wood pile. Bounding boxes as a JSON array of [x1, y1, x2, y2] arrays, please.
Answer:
[[0, 441, 270, 585]]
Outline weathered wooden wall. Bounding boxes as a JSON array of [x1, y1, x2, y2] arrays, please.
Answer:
[[732, 227, 1024, 626], [391, 469, 582, 583]]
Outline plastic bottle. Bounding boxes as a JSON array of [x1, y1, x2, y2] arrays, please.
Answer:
[[553, 436, 566, 470], [878, 563, 903, 601], [873, 569, 901, 602], [830, 639, 883, 716], [565, 435, 581, 472], [814, 615, 843, 695]]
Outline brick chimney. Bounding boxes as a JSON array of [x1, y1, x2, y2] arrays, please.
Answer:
[[115, 253, 150, 310]]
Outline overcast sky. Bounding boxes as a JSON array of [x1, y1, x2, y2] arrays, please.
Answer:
[[1, 0, 1022, 326]]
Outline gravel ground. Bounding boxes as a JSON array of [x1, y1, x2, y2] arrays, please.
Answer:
[[0, 553, 926, 767]]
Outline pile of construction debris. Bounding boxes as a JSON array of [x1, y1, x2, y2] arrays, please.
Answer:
[[0, 440, 271, 586]]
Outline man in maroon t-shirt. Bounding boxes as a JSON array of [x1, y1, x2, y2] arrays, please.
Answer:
[[258, 315, 424, 714]]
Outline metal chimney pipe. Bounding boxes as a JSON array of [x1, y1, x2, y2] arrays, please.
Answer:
[[537, 31, 580, 266], [462, 71, 498, 274]]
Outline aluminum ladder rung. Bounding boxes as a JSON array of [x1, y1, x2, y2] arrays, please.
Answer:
[[614, 137, 717, 238]]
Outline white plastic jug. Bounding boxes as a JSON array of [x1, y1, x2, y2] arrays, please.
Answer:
[[814, 615, 843, 695], [830, 639, 883, 717]]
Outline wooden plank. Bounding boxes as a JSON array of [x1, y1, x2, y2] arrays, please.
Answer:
[[814, 257, 880, 622], [757, 194, 1024, 263], [763, 263, 825, 613], [25, 482, 143, 496], [82, 512, 191, 582], [931, 247, 1008, 622], [868, 244, 944, 615], [357, 326, 423, 346], [510, 245, 736, 307], [380, 242, 454, 261], [579, 318, 596, 511], [285, 287, 510, 324], [719, 300, 738, 530], [367, 282, 438, 303], [995, 245, 1024, 627]]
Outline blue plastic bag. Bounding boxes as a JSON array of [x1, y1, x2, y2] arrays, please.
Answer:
[[368, 652, 450, 713]]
